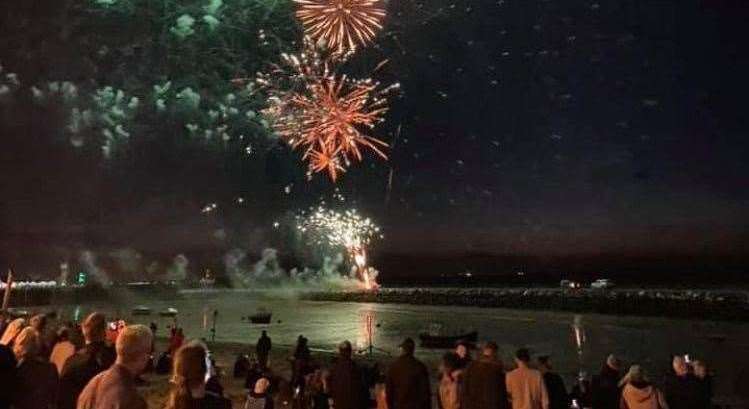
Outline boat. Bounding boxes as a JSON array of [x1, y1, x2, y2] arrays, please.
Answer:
[[132, 306, 152, 316], [419, 331, 478, 349], [159, 307, 179, 317], [247, 308, 272, 324]]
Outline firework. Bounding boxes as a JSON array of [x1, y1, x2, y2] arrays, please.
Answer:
[[258, 39, 399, 181], [294, 0, 386, 54], [296, 205, 382, 288]]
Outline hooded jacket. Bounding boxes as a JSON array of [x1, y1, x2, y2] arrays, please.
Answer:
[[620, 382, 668, 409]]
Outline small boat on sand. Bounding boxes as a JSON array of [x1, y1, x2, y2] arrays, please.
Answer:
[[419, 331, 478, 349], [159, 307, 179, 317], [132, 306, 152, 316], [247, 308, 272, 324]]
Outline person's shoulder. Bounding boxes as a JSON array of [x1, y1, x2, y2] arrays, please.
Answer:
[[506, 367, 522, 380]]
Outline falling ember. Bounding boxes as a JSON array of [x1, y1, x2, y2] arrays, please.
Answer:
[[296, 205, 382, 289], [257, 39, 399, 181], [294, 0, 386, 54]]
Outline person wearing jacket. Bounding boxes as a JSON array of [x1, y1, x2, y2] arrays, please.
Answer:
[[592, 354, 623, 409], [328, 340, 368, 409], [462, 341, 508, 409], [439, 352, 463, 409], [0, 340, 16, 409], [10, 327, 59, 409], [386, 338, 431, 409], [50, 326, 77, 375], [619, 365, 668, 409], [76, 324, 153, 409], [662, 356, 702, 409], [538, 356, 568, 409], [58, 312, 116, 409], [691, 360, 712, 409], [256, 331, 272, 369]]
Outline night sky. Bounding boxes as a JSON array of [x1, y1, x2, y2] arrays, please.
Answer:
[[1, 0, 748, 281]]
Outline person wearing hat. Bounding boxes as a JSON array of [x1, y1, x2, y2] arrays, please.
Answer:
[[328, 340, 368, 409], [455, 339, 473, 369], [386, 338, 431, 409], [506, 348, 548, 409], [619, 365, 668, 409], [462, 341, 509, 409]]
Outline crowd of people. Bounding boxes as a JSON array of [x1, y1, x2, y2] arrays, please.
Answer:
[[0, 310, 720, 409], [233, 333, 716, 409]]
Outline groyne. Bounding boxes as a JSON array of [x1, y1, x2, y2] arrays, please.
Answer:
[[300, 287, 749, 321]]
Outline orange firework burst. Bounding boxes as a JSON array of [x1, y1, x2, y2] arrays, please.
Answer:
[[294, 0, 386, 54], [258, 40, 399, 181]]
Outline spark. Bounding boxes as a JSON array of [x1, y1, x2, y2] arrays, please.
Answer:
[[296, 205, 381, 288], [294, 0, 386, 54], [258, 39, 399, 181]]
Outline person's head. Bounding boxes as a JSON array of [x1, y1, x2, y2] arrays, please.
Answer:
[[606, 354, 621, 371], [254, 377, 270, 395], [482, 341, 499, 359], [672, 355, 689, 377], [261, 330, 267, 337], [399, 338, 415, 356], [338, 340, 353, 359], [13, 327, 40, 361], [515, 348, 531, 366], [455, 342, 469, 359], [0, 318, 26, 346], [166, 341, 210, 409], [620, 365, 649, 387], [537, 355, 552, 372], [692, 360, 707, 379], [30, 314, 47, 332], [441, 352, 461, 376], [56, 326, 71, 343], [115, 324, 153, 374], [82, 312, 107, 343]]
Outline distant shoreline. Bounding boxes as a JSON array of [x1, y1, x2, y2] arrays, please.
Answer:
[[299, 287, 749, 322]]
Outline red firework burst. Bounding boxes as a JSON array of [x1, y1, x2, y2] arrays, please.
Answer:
[[276, 75, 396, 181], [258, 40, 398, 181], [294, 0, 386, 54]]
